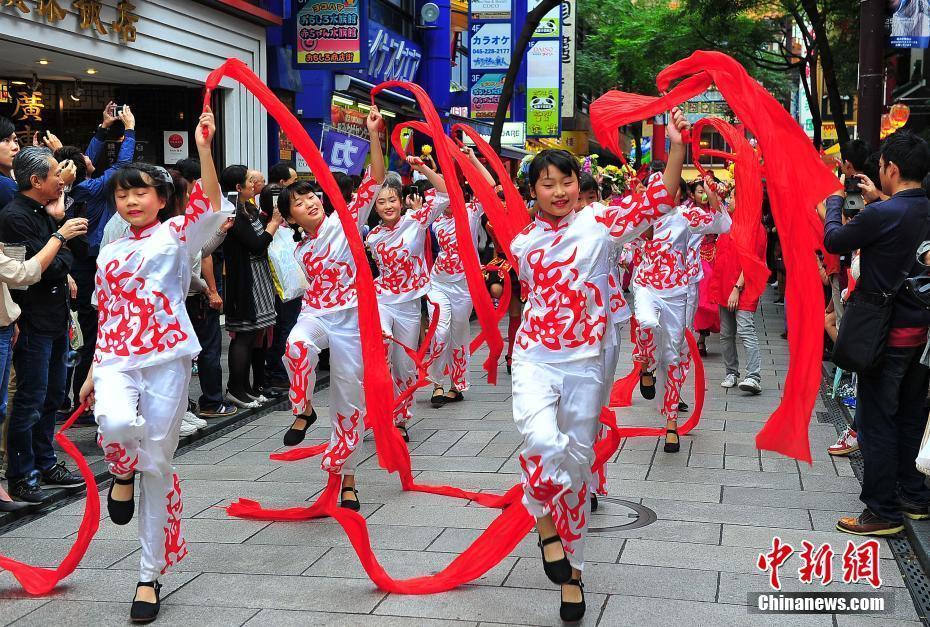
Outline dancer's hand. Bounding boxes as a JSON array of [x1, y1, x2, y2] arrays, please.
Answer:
[[79, 376, 95, 409], [666, 106, 689, 145]]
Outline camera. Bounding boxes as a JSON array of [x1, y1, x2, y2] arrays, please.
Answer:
[[225, 191, 240, 208], [113, 104, 127, 117], [842, 175, 864, 218]]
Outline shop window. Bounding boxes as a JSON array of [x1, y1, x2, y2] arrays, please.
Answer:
[[684, 126, 730, 169], [370, 0, 415, 39]]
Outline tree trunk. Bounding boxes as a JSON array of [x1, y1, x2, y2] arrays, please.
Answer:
[[489, 0, 562, 152], [800, 0, 850, 150], [799, 56, 822, 149]]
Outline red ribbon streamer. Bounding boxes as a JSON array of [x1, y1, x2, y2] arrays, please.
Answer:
[[0, 403, 99, 594], [591, 51, 840, 461], [375, 83, 503, 385]]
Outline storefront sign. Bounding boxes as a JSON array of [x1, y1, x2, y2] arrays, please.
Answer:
[[163, 130, 188, 165], [464, 121, 525, 146], [3, 0, 139, 42], [295, 0, 365, 67], [322, 128, 369, 175], [526, 39, 560, 137], [682, 91, 737, 124], [470, 0, 511, 20], [0, 80, 9, 105], [470, 22, 511, 70], [889, 0, 929, 48], [469, 73, 509, 119], [560, 0, 575, 118], [330, 102, 368, 136], [13, 90, 44, 122], [367, 26, 422, 82], [529, 0, 560, 38]]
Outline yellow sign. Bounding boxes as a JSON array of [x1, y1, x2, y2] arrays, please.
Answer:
[[821, 122, 856, 141], [527, 130, 589, 155]]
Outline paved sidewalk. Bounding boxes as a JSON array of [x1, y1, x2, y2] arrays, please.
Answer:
[[0, 294, 923, 626]]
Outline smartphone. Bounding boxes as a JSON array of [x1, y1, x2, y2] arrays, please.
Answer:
[[225, 191, 239, 208]]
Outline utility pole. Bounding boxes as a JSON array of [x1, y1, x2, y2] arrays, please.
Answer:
[[857, 0, 885, 149]]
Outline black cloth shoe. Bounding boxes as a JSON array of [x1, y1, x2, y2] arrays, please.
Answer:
[[0, 497, 30, 513], [397, 424, 410, 443], [10, 478, 49, 504], [444, 390, 465, 403], [639, 371, 656, 400], [199, 402, 238, 418], [431, 388, 448, 408], [664, 429, 680, 453], [590, 493, 598, 512], [340, 487, 361, 511], [108, 474, 136, 526], [41, 462, 84, 489], [130, 581, 162, 623], [538, 534, 572, 584], [283, 410, 317, 446], [678, 401, 689, 413], [560, 579, 585, 622]]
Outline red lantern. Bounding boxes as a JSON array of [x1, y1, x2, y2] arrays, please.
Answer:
[[880, 113, 893, 138], [889, 103, 910, 128]]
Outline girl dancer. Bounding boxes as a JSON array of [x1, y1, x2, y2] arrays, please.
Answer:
[[366, 156, 449, 441], [426, 147, 495, 407], [277, 107, 385, 511], [630, 174, 730, 453], [79, 109, 231, 623], [510, 108, 688, 621], [690, 178, 725, 355]]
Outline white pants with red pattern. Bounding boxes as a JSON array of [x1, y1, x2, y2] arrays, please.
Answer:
[[426, 278, 473, 392], [632, 287, 689, 424], [379, 298, 421, 426], [594, 325, 622, 495], [94, 356, 191, 582], [283, 308, 365, 476], [512, 356, 603, 571]]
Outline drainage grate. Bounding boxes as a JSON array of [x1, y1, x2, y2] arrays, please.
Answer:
[[819, 370, 930, 623]]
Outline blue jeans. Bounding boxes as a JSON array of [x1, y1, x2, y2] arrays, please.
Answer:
[[186, 294, 223, 410], [7, 330, 68, 483], [0, 324, 15, 424]]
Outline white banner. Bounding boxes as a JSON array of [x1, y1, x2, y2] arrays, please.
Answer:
[[162, 131, 188, 165], [561, 0, 576, 118]]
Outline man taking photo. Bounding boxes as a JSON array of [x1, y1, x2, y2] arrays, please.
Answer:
[[824, 130, 930, 536]]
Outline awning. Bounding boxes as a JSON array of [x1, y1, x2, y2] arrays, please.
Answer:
[[334, 75, 422, 117]]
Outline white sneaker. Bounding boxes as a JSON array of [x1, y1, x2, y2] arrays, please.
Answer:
[[182, 411, 207, 429], [179, 421, 198, 437], [721, 374, 738, 388], [225, 391, 259, 409], [828, 426, 859, 456], [738, 377, 762, 394]]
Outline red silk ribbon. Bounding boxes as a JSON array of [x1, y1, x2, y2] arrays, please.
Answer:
[[0, 403, 99, 594], [591, 51, 840, 461]]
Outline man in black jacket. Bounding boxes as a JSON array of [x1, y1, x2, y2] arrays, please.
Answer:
[[0, 147, 84, 503], [824, 131, 930, 536]]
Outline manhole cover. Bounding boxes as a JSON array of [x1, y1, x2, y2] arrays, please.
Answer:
[[588, 497, 657, 532]]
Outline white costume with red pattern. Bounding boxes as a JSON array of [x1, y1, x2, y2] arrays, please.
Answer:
[[367, 190, 449, 424], [93, 181, 232, 581], [283, 172, 381, 475], [425, 201, 484, 392], [511, 176, 673, 570], [630, 203, 731, 425]]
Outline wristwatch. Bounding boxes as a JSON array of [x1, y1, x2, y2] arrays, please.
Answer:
[[51, 232, 66, 244]]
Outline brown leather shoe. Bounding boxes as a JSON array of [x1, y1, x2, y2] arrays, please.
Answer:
[[900, 499, 930, 521], [836, 509, 904, 536]]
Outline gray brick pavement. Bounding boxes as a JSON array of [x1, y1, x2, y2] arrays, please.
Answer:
[[0, 297, 923, 625]]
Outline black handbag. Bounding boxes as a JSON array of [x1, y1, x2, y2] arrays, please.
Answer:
[[905, 273, 930, 310], [831, 269, 910, 373]]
